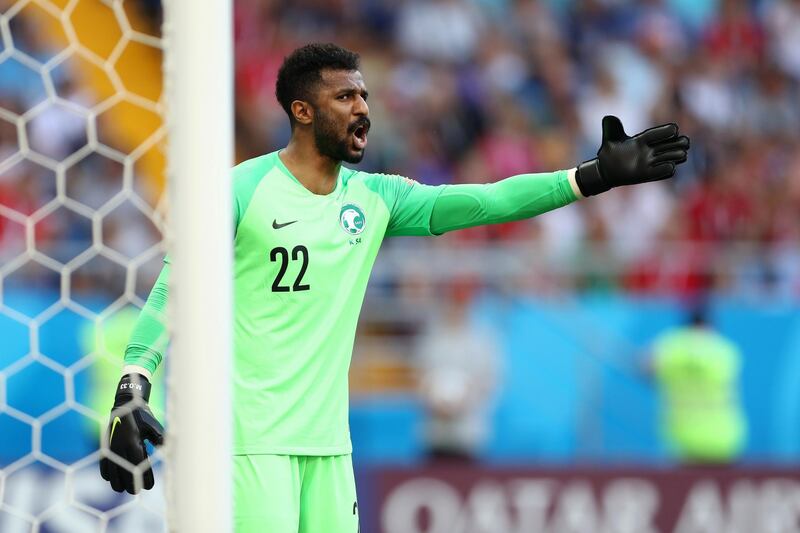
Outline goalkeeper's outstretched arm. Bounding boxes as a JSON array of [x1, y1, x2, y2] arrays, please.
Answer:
[[429, 168, 580, 234], [428, 115, 690, 235]]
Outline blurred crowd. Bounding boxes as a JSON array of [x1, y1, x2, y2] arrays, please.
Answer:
[[0, 3, 164, 301], [235, 0, 800, 300], [1, 0, 799, 302]]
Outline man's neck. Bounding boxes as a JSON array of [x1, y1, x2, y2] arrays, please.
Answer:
[[280, 139, 340, 196]]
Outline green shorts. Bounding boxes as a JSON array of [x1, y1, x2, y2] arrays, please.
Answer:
[[233, 454, 359, 533]]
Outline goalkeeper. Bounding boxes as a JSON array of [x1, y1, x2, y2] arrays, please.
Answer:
[[99, 43, 689, 533]]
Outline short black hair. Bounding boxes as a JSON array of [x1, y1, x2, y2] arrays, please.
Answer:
[[275, 43, 360, 123]]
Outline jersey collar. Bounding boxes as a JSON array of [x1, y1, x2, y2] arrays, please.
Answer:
[[275, 151, 343, 198]]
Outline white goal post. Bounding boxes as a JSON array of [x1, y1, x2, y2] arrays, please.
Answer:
[[162, 0, 234, 531], [0, 0, 234, 530]]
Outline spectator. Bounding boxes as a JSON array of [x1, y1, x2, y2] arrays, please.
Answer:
[[395, 0, 484, 64], [415, 280, 502, 462], [764, 0, 800, 81], [649, 301, 747, 463]]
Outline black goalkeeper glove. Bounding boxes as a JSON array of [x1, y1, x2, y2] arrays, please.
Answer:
[[575, 115, 690, 197], [99, 373, 164, 494]]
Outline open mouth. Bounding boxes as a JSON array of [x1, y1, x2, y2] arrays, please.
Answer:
[[352, 124, 369, 150]]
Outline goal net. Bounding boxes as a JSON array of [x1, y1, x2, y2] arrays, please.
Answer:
[[0, 0, 233, 531]]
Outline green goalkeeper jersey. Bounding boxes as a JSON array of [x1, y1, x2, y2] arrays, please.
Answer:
[[123, 150, 577, 455], [231, 151, 443, 454]]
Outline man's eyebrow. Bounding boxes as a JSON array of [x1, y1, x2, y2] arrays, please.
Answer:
[[335, 87, 369, 99]]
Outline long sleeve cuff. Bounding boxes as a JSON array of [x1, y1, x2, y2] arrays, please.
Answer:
[[122, 263, 170, 376]]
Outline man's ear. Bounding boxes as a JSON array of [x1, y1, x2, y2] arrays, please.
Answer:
[[290, 100, 313, 126]]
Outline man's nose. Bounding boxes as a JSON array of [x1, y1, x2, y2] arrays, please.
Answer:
[[353, 95, 368, 116]]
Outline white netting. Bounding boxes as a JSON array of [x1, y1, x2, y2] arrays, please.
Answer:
[[0, 0, 168, 531]]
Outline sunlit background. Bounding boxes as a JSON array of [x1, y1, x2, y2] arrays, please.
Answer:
[[1, 0, 799, 531]]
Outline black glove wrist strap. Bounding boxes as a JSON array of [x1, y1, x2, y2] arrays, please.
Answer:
[[575, 158, 610, 197], [115, 373, 152, 403]]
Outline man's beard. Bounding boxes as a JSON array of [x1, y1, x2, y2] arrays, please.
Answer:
[[313, 109, 365, 164]]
